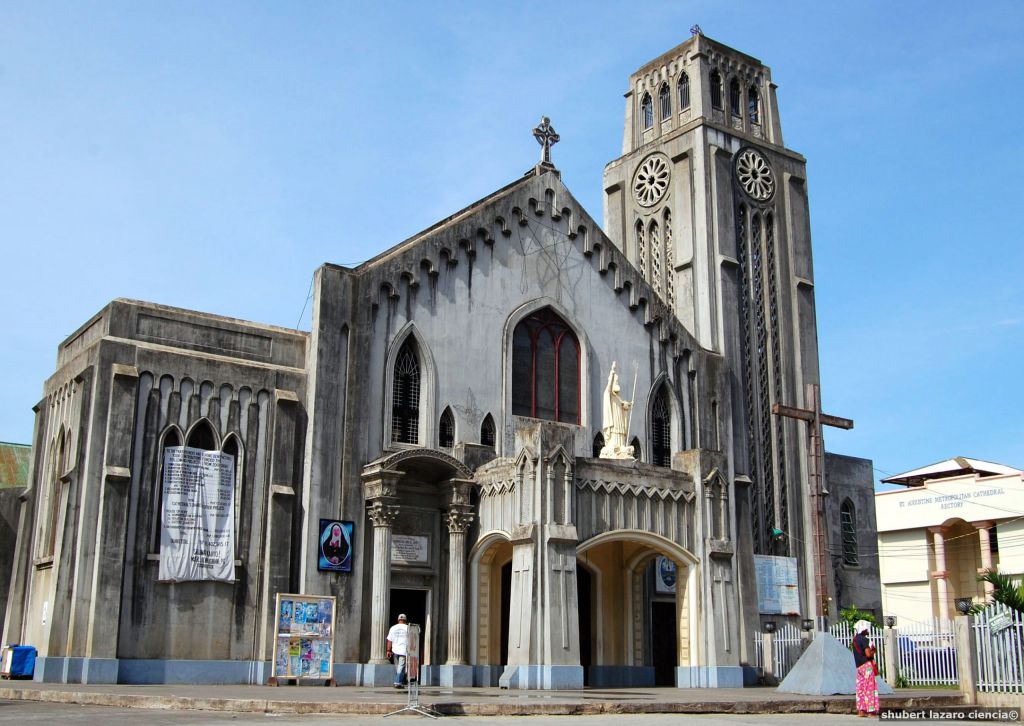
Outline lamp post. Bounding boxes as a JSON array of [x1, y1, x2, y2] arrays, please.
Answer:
[[884, 615, 897, 628]]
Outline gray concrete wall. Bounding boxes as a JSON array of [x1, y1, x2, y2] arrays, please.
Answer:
[[11, 299, 309, 668], [824, 452, 882, 617], [0, 487, 25, 636], [304, 167, 736, 667]]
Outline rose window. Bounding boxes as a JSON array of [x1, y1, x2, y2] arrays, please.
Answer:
[[633, 155, 670, 207], [735, 148, 775, 202]]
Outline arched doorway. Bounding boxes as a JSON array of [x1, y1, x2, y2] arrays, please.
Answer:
[[468, 530, 513, 683], [361, 449, 475, 686], [576, 530, 699, 688]]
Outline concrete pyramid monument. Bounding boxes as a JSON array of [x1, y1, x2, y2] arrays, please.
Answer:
[[777, 632, 894, 695]]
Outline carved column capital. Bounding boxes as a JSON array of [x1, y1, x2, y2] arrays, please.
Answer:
[[446, 506, 475, 535], [971, 520, 995, 530], [368, 501, 399, 528]]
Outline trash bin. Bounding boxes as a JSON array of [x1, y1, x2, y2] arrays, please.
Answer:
[[3, 645, 36, 679]]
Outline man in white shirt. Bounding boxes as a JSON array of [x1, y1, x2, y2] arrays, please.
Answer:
[[385, 613, 408, 688]]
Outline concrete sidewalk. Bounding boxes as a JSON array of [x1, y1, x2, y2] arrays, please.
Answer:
[[0, 682, 963, 716]]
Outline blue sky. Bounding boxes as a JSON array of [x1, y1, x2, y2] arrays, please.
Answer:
[[2, 1, 1022, 486]]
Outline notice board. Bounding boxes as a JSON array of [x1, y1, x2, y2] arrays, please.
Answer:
[[753, 555, 801, 615], [270, 593, 336, 685]]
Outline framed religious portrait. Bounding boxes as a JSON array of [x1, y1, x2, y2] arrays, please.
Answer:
[[317, 519, 353, 573]]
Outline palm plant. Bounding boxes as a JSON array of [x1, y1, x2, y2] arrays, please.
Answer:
[[978, 569, 1024, 615]]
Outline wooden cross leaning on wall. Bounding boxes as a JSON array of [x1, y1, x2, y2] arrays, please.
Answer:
[[772, 383, 853, 621]]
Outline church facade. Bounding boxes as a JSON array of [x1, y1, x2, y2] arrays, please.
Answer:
[[3, 34, 880, 688]]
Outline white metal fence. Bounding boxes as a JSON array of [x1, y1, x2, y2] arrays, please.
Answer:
[[973, 604, 1024, 694], [892, 617, 958, 686], [754, 618, 957, 685]]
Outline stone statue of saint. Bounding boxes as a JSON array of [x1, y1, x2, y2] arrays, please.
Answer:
[[600, 361, 634, 460]]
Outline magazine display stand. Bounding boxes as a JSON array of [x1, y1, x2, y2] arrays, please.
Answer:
[[268, 593, 336, 686], [385, 624, 440, 719]]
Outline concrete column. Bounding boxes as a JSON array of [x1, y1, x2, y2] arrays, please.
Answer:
[[368, 501, 398, 665], [973, 521, 995, 599], [953, 615, 979, 705], [445, 507, 474, 665], [930, 526, 950, 621], [761, 631, 776, 683], [883, 626, 899, 687]]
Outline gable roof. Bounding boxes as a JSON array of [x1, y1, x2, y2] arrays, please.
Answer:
[[881, 457, 1023, 487], [343, 165, 707, 359], [0, 442, 32, 489]]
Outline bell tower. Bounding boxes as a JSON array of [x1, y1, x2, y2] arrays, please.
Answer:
[[602, 32, 825, 617]]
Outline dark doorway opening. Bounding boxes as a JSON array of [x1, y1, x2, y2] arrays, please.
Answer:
[[577, 563, 592, 685], [500, 562, 511, 665], [390, 589, 428, 662], [650, 600, 677, 686]]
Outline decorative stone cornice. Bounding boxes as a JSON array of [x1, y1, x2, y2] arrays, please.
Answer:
[[576, 478, 695, 502], [362, 447, 473, 481]]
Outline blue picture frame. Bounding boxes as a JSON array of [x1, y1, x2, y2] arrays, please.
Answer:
[[318, 519, 353, 573]]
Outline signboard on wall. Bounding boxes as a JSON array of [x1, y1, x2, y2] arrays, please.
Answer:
[[391, 535, 429, 565], [655, 556, 677, 594], [754, 555, 800, 615], [158, 446, 235, 583]]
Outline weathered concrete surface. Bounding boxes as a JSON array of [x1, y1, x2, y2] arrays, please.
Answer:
[[0, 683, 962, 716]]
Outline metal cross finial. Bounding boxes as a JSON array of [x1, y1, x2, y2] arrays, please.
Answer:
[[532, 116, 560, 165], [690, 24, 703, 36]]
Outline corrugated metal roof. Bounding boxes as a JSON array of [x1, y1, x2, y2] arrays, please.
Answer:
[[0, 442, 32, 489]]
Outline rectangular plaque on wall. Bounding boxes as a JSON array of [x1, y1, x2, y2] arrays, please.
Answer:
[[391, 534, 429, 565]]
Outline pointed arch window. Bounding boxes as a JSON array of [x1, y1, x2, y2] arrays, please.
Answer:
[[186, 419, 217, 451], [640, 92, 653, 129], [592, 432, 605, 458], [748, 86, 760, 124], [439, 407, 455, 448], [659, 83, 671, 121], [729, 78, 741, 116], [649, 220, 662, 294], [841, 499, 859, 565], [39, 430, 68, 558], [663, 208, 674, 306], [677, 72, 690, 110], [630, 437, 642, 462], [221, 433, 243, 552], [652, 385, 672, 467], [154, 427, 182, 552], [709, 70, 723, 110], [480, 414, 496, 447], [392, 339, 421, 444], [635, 220, 646, 275], [511, 308, 580, 424]]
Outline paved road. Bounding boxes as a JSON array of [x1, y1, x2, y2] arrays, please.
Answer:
[[0, 700, 866, 725]]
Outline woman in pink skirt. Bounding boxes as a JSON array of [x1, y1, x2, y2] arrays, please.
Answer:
[[852, 620, 879, 716]]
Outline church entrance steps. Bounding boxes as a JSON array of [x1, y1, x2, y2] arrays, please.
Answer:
[[0, 684, 963, 716]]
